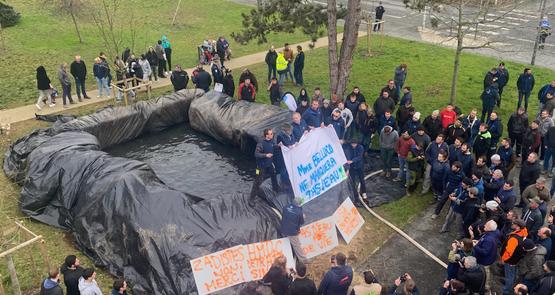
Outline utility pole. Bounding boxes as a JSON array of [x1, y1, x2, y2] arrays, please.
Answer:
[[531, 0, 547, 65]]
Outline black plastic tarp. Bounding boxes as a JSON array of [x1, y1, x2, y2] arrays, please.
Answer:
[[3, 90, 355, 294]]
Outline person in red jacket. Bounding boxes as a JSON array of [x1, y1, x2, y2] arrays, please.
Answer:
[[394, 131, 416, 186], [440, 105, 457, 129], [238, 78, 256, 102]]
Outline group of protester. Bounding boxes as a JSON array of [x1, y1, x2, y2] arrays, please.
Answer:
[[39, 255, 126, 295]]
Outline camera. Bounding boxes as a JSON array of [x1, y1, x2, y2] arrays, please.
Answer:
[[400, 274, 408, 282], [330, 255, 336, 264]]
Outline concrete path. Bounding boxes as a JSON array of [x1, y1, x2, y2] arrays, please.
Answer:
[[0, 32, 366, 125]]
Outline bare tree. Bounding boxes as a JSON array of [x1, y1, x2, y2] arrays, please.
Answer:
[[89, 0, 125, 60], [405, 0, 524, 104], [46, 0, 85, 43]]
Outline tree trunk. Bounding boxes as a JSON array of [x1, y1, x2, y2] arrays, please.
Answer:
[[450, 0, 464, 104], [336, 0, 361, 98], [69, 9, 83, 43], [327, 0, 339, 97]]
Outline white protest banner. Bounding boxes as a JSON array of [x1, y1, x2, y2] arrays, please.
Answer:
[[282, 126, 348, 205], [333, 198, 365, 243], [298, 216, 339, 259], [190, 245, 250, 295], [244, 238, 296, 281]]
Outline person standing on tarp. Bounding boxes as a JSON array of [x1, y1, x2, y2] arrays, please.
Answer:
[[249, 129, 279, 206], [281, 198, 307, 263], [345, 140, 367, 206]]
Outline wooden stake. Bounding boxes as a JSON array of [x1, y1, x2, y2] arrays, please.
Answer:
[[171, 0, 182, 26], [6, 255, 21, 295]]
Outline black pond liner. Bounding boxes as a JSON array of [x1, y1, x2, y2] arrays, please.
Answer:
[[3, 90, 359, 295]]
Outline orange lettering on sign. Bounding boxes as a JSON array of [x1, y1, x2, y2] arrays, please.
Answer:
[[245, 240, 288, 280]]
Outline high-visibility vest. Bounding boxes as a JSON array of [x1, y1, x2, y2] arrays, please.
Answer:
[[276, 53, 288, 71]]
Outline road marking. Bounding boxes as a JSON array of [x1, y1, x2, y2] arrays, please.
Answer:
[[504, 35, 555, 47], [387, 15, 403, 19]]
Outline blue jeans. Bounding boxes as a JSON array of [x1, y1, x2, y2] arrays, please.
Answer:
[[286, 63, 294, 81], [74, 78, 87, 98], [503, 264, 516, 295], [278, 70, 287, 86], [395, 80, 404, 99], [518, 91, 531, 111], [96, 77, 110, 97], [267, 65, 276, 82], [397, 156, 409, 183], [544, 147, 555, 171], [294, 66, 303, 86]]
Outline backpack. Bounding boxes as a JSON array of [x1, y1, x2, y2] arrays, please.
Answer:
[[501, 234, 526, 265]]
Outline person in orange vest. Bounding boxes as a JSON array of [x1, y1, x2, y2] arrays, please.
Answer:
[[501, 219, 528, 295]]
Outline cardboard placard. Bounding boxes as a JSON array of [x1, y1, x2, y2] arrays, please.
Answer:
[[244, 238, 296, 281], [298, 216, 339, 259], [334, 198, 365, 243]]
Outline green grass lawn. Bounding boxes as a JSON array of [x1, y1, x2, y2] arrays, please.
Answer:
[[2, 24, 555, 294], [0, 0, 310, 109]]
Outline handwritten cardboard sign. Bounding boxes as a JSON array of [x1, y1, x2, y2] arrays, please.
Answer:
[[298, 216, 339, 259], [282, 126, 348, 205], [334, 198, 365, 243], [190, 245, 250, 295], [244, 238, 296, 281]]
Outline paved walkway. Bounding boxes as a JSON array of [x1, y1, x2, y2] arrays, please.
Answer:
[[0, 32, 366, 125]]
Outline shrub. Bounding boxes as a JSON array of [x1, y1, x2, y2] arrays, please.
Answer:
[[0, 2, 21, 28]]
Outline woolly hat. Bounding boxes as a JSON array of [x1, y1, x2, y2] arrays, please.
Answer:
[[523, 239, 536, 251]]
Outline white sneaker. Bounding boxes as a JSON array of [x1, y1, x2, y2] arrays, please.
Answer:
[[48, 103, 56, 108], [35, 103, 42, 110], [96, 95, 101, 98]]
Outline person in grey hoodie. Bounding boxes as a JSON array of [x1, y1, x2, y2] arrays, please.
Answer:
[[58, 62, 75, 107], [40, 268, 63, 295], [379, 125, 399, 178], [79, 268, 103, 295]]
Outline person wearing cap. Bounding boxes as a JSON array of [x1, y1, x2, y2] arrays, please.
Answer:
[[223, 68, 235, 97], [501, 219, 528, 295], [61, 255, 84, 295], [494, 180, 516, 212], [396, 100, 414, 133], [519, 177, 549, 209], [497, 138, 516, 173], [522, 121, 541, 164], [538, 227, 552, 261], [440, 177, 472, 235], [379, 125, 399, 178], [345, 93, 361, 126], [410, 126, 429, 151], [445, 120, 467, 146], [348, 269, 382, 295], [531, 260, 555, 294], [404, 111, 421, 135], [523, 197, 544, 240], [423, 110, 443, 141], [78, 268, 102, 295], [519, 152, 541, 197], [281, 199, 307, 262], [394, 131, 415, 186], [40, 267, 64, 295], [345, 140, 366, 205], [518, 239, 546, 290]]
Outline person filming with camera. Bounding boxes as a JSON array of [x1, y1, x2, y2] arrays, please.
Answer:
[[387, 273, 419, 295]]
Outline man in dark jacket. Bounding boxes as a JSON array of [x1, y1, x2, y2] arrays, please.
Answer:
[[170, 65, 188, 92], [433, 161, 463, 218], [473, 123, 492, 159], [538, 79, 555, 111], [289, 262, 317, 295], [532, 260, 555, 295], [519, 152, 541, 197], [517, 68, 535, 111], [522, 120, 541, 163], [70, 55, 89, 100], [483, 67, 498, 90], [380, 80, 399, 105], [373, 91, 395, 118], [41, 268, 64, 295], [302, 100, 324, 129], [294, 46, 305, 87], [487, 112, 503, 155], [457, 256, 486, 294], [216, 36, 229, 65], [281, 199, 306, 262], [60, 255, 83, 295], [346, 140, 366, 205], [223, 68, 235, 97], [423, 110, 443, 140], [373, 1, 385, 31], [265, 46, 278, 83], [329, 110, 346, 140], [249, 129, 279, 206], [481, 83, 499, 122], [192, 65, 212, 92], [508, 107, 529, 157], [497, 62, 509, 102], [523, 197, 544, 240], [317, 252, 353, 295], [112, 279, 128, 295], [349, 86, 366, 103]]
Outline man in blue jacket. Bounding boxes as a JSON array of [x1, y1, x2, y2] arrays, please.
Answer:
[[317, 252, 353, 295], [538, 79, 555, 111], [496, 62, 509, 104], [329, 109, 346, 141], [249, 128, 279, 206], [517, 68, 535, 111], [291, 112, 308, 142], [433, 161, 463, 219], [281, 199, 306, 262], [471, 220, 500, 290], [276, 124, 297, 191], [481, 83, 499, 122], [345, 140, 366, 206], [302, 100, 324, 129]]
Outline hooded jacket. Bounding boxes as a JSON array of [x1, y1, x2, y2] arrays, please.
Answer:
[[379, 128, 399, 150], [58, 66, 71, 87], [61, 265, 84, 295], [40, 278, 63, 295], [265, 50, 277, 67], [78, 277, 102, 295], [317, 265, 353, 295], [518, 245, 547, 281]]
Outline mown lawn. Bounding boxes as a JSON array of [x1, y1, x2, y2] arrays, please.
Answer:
[[1, 32, 555, 294], [0, 0, 310, 109]]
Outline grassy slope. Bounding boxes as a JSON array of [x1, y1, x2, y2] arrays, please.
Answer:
[[2, 25, 555, 295], [0, 0, 309, 109]]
